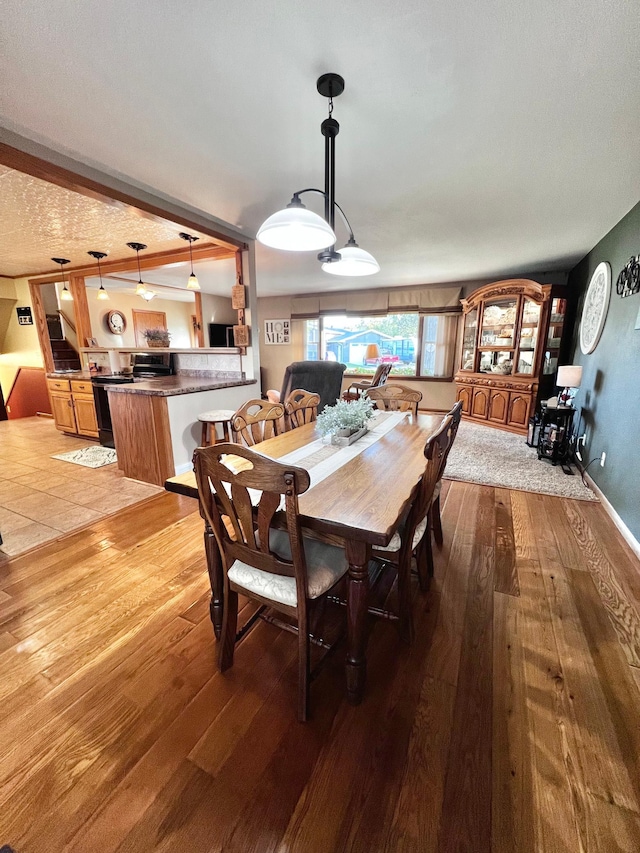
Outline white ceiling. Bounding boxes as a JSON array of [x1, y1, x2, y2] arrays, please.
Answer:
[[1, 0, 639, 296]]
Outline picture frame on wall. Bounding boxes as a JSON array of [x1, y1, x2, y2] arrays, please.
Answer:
[[264, 319, 291, 345]]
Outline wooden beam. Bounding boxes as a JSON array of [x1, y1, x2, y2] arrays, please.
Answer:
[[23, 243, 235, 283], [69, 275, 92, 347]]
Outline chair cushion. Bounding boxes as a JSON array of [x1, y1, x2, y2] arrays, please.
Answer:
[[228, 529, 348, 607], [377, 481, 442, 553]]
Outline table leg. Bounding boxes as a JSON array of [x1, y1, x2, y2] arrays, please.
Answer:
[[200, 507, 223, 640], [345, 538, 370, 704]]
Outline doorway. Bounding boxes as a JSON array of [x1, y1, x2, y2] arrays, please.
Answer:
[[132, 309, 168, 348]]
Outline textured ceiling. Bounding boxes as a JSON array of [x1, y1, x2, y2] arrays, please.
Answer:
[[0, 166, 211, 278], [1, 1, 639, 294]]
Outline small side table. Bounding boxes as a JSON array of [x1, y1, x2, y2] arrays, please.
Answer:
[[197, 409, 236, 446], [537, 405, 575, 467]]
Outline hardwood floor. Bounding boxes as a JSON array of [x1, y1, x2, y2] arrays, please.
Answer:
[[1, 481, 639, 851]]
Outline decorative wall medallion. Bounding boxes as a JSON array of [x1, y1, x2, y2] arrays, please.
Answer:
[[106, 310, 127, 335], [580, 262, 611, 354], [615, 255, 640, 297]]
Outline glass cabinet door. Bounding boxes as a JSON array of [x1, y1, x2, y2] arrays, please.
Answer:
[[543, 297, 567, 374], [515, 298, 541, 374], [461, 308, 478, 370], [480, 298, 518, 347]]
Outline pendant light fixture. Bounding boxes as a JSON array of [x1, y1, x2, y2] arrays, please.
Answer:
[[88, 251, 109, 300], [179, 232, 201, 290], [257, 73, 379, 276], [52, 257, 73, 301], [127, 242, 148, 295], [140, 290, 156, 302]]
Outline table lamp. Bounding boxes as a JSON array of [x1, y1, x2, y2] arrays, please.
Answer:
[[556, 365, 583, 406], [365, 343, 380, 362]]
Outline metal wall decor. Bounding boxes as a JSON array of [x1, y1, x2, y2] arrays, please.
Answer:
[[579, 261, 611, 354], [615, 255, 640, 297]]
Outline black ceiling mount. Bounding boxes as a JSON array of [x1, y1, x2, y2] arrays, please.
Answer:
[[87, 251, 108, 261], [179, 232, 199, 244], [126, 242, 147, 252], [51, 257, 70, 266], [317, 73, 345, 99]]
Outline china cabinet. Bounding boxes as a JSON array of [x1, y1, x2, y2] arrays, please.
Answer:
[[454, 279, 568, 434]]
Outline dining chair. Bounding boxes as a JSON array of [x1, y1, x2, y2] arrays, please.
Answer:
[[430, 400, 463, 547], [193, 443, 349, 722], [371, 413, 455, 641], [230, 399, 284, 447], [266, 360, 346, 413], [284, 389, 321, 431], [342, 362, 393, 401], [365, 384, 423, 417]]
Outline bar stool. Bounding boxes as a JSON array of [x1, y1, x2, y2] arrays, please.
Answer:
[[198, 409, 236, 447]]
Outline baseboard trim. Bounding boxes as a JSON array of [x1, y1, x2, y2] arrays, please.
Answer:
[[583, 471, 640, 561]]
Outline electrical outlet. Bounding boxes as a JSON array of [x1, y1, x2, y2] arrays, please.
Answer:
[[600, 451, 606, 467]]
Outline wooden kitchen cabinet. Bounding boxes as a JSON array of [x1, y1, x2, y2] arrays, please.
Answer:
[[48, 377, 98, 439], [455, 279, 569, 434], [71, 380, 99, 438], [50, 390, 77, 433]]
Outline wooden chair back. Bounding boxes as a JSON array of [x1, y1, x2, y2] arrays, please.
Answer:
[[398, 415, 454, 562], [230, 399, 284, 447], [193, 443, 311, 596], [366, 384, 422, 417], [371, 362, 393, 388], [438, 400, 463, 480], [284, 389, 321, 431]]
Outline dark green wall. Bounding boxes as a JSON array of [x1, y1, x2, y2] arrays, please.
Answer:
[[568, 200, 640, 542]]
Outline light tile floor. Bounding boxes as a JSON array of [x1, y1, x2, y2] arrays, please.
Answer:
[[0, 416, 163, 559]]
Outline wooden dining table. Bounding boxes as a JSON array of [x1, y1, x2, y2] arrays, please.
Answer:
[[165, 411, 442, 704]]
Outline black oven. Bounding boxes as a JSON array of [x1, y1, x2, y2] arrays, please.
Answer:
[[132, 352, 174, 378], [91, 375, 135, 447]]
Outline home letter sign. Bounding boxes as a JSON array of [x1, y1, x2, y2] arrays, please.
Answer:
[[264, 319, 291, 345]]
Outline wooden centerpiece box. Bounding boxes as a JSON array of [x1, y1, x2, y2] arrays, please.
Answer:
[[454, 279, 569, 434]]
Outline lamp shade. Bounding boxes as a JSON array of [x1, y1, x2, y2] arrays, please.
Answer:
[[365, 343, 380, 361], [322, 244, 380, 276], [257, 206, 336, 251], [186, 273, 200, 291], [556, 365, 583, 388]]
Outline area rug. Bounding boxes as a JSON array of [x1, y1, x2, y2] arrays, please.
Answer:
[[52, 446, 117, 468], [444, 420, 597, 501]]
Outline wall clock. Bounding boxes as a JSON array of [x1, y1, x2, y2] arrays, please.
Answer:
[[106, 310, 127, 335], [580, 261, 611, 354]]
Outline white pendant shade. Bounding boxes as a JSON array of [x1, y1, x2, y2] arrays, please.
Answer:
[[141, 290, 156, 301], [257, 206, 336, 252], [135, 281, 147, 296], [186, 273, 200, 291], [97, 287, 109, 301], [60, 286, 73, 301], [322, 244, 380, 277]]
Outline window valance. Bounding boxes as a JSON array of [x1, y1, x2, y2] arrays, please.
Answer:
[[290, 286, 462, 319]]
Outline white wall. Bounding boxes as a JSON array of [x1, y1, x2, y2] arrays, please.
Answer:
[[0, 277, 43, 398], [87, 292, 194, 348]]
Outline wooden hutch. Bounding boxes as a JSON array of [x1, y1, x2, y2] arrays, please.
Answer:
[[454, 279, 568, 434]]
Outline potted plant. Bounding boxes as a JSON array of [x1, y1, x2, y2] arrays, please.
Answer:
[[315, 397, 375, 446], [143, 328, 171, 348]]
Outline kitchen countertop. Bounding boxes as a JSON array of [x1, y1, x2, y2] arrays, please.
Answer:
[[105, 375, 257, 397]]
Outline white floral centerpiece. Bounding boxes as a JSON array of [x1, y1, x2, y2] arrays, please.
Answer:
[[315, 397, 375, 446]]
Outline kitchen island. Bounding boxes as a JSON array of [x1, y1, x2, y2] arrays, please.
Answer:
[[106, 375, 257, 485]]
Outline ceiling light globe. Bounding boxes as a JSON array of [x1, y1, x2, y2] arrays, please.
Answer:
[[257, 206, 336, 252], [60, 287, 74, 301], [97, 287, 110, 301], [186, 273, 200, 291], [322, 245, 380, 277], [135, 282, 147, 296], [141, 290, 156, 301]]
